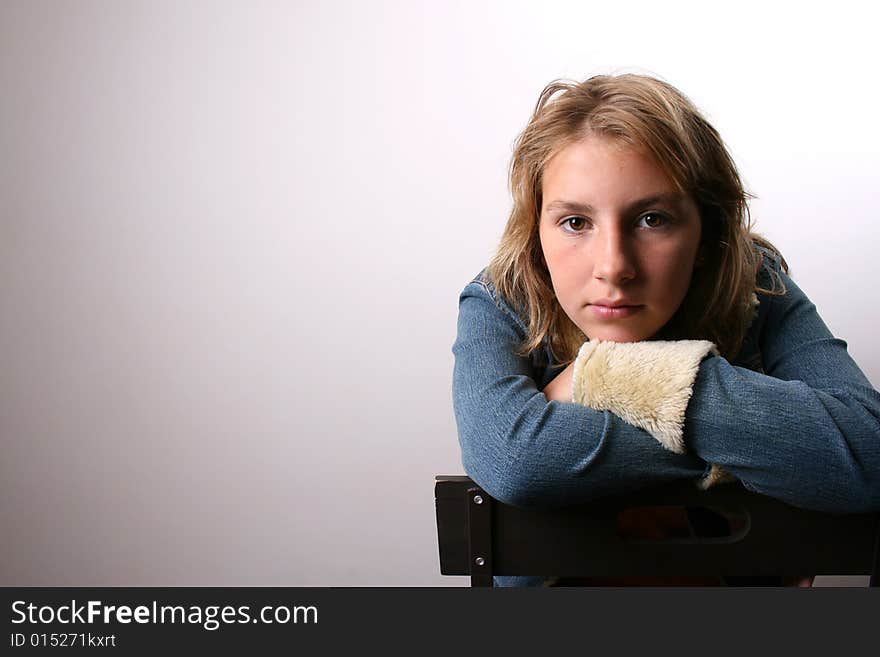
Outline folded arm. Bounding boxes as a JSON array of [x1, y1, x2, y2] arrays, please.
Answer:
[[452, 279, 709, 508], [684, 270, 880, 512]]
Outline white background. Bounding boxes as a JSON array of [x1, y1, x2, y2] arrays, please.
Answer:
[[2, 0, 877, 586]]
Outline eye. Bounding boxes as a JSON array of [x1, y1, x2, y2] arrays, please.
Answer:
[[561, 216, 590, 233], [638, 212, 669, 229]]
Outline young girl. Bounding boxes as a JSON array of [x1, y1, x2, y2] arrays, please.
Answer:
[[451, 73, 880, 587]]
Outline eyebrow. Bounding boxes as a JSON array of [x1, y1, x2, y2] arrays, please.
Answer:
[[544, 193, 685, 215]]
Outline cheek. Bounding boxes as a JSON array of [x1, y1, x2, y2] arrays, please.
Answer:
[[544, 246, 581, 296], [660, 240, 699, 278], [540, 234, 569, 280], [658, 258, 697, 302]]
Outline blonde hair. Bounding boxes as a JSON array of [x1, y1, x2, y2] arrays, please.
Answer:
[[488, 73, 788, 365]]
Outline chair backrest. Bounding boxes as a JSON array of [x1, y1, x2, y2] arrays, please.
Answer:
[[435, 475, 880, 586]]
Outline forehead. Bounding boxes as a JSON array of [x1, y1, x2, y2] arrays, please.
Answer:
[[541, 135, 682, 200], [545, 135, 661, 178], [541, 135, 692, 211]]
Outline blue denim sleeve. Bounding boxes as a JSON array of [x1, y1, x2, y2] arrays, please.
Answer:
[[452, 277, 708, 508], [686, 263, 880, 513]]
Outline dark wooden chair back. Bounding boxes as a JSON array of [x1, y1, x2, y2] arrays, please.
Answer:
[[435, 475, 880, 586]]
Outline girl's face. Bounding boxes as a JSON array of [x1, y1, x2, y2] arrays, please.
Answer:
[[539, 134, 703, 343]]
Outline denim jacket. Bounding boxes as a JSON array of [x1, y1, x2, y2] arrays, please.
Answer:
[[452, 249, 880, 515], [452, 251, 880, 586]]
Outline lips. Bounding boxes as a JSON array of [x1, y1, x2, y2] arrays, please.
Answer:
[[591, 298, 640, 308], [588, 303, 643, 319]]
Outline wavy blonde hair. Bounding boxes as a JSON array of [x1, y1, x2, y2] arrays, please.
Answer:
[[488, 73, 788, 365]]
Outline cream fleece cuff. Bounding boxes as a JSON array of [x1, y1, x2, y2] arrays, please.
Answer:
[[571, 339, 736, 489]]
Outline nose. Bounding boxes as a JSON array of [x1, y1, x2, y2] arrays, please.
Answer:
[[592, 226, 636, 285]]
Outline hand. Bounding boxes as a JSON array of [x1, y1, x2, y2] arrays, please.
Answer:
[[542, 362, 575, 402]]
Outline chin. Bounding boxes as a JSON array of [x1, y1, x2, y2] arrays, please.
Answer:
[[584, 328, 651, 343], [587, 333, 637, 343]]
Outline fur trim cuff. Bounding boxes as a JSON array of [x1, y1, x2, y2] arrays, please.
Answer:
[[572, 339, 718, 454]]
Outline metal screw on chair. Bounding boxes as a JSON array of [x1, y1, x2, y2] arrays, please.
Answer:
[[473, 495, 483, 505], [475, 557, 485, 566]]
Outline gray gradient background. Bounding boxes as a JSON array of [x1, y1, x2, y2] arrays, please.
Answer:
[[2, 1, 878, 586]]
